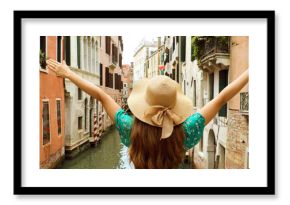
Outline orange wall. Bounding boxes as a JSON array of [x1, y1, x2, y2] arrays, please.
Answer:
[[40, 36, 65, 166], [229, 36, 249, 110]]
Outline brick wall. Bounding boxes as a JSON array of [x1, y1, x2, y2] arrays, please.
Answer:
[[226, 109, 249, 168]]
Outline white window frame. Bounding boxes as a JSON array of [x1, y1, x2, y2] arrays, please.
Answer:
[[39, 36, 48, 73], [55, 98, 62, 137], [42, 99, 51, 146]]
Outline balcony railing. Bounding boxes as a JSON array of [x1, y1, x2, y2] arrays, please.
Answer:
[[200, 37, 230, 63], [240, 92, 249, 114]]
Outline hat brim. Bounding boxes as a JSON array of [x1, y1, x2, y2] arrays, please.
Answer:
[[127, 78, 194, 127]]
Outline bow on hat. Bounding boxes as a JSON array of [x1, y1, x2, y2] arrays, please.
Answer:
[[144, 105, 182, 139]]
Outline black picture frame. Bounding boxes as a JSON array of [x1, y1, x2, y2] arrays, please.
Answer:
[[14, 10, 275, 195]]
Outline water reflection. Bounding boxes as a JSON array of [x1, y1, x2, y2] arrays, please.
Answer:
[[60, 126, 133, 169]]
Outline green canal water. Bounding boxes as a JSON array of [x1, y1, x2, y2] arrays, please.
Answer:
[[60, 126, 133, 169]]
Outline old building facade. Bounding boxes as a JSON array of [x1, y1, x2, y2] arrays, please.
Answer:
[[63, 36, 123, 158], [99, 36, 123, 128], [192, 36, 249, 169], [133, 39, 158, 82], [131, 36, 249, 169], [40, 36, 65, 168]]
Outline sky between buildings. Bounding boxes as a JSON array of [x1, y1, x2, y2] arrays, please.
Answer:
[[122, 35, 158, 65]]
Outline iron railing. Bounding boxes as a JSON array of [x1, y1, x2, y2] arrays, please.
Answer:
[[200, 37, 230, 62], [240, 92, 249, 113]]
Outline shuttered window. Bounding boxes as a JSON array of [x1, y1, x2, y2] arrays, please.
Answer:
[[105, 67, 110, 87], [40, 36, 46, 69], [77, 36, 81, 68], [105, 36, 111, 55], [218, 70, 228, 117], [42, 101, 50, 145], [56, 100, 61, 135], [209, 73, 214, 101], [180, 36, 186, 62], [64, 36, 71, 66], [100, 63, 103, 86], [57, 36, 62, 63]]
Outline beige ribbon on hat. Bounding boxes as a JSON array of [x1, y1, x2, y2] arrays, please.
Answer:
[[144, 105, 182, 140]]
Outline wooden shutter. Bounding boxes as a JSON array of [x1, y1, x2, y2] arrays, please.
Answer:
[[218, 70, 228, 117]]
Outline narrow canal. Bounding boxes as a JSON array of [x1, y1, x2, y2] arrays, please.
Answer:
[[60, 126, 133, 169]]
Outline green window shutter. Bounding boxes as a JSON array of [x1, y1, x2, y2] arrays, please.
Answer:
[[180, 36, 186, 62]]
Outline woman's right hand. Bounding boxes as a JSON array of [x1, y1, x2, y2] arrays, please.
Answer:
[[46, 59, 72, 78]]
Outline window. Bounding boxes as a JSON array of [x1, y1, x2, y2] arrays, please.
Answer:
[[109, 72, 113, 88], [40, 36, 46, 69], [115, 73, 118, 90], [119, 53, 122, 67], [173, 37, 175, 51], [42, 101, 50, 145], [100, 63, 103, 86], [57, 36, 62, 63], [84, 98, 88, 131], [112, 44, 118, 64], [64, 36, 71, 66], [78, 88, 82, 100], [180, 36, 186, 62], [56, 100, 61, 135], [105, 36, 111, 55], [209, 73, 214, 101], [218, 69, 229, 117], [105, 67, 110, 87], [78, 116, 82, 130], [77, 36, 81, 68]]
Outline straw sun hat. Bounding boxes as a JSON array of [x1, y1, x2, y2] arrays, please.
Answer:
[[127, 75, 194, 140]]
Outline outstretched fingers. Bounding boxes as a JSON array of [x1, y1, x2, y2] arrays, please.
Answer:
[[47, 59, 60, 67], [47, 64, 56, 72]]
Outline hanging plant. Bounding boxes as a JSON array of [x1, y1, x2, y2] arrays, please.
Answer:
[[191, 36, 229, 66], [39, 49, 47, 69], [191, 36, 204, 66]]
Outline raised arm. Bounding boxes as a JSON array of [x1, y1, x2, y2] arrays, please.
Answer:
[[199, 69, 249, 125], [46, 59, 120, 121]]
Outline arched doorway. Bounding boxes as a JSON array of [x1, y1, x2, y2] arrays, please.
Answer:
[[207, 129, 216, 169]]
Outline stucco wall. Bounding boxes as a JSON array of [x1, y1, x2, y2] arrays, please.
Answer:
[[40, 36, 65, 168], [229, 36, 249, 110]]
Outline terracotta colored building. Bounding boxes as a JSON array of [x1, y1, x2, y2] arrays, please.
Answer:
[[40, 36, 65, 168]]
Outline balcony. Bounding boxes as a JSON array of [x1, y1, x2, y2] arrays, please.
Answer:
[[199, 37, 230, 72], [240, 92, 249, 114], [108, 59, 117, 69]]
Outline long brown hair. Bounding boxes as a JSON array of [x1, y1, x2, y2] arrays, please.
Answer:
[[129, 118, 185, 169]]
